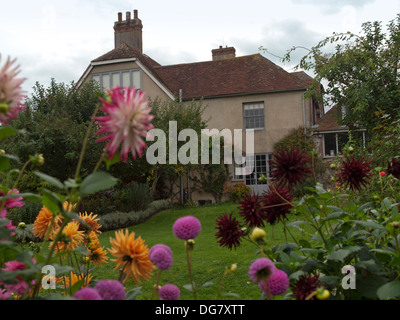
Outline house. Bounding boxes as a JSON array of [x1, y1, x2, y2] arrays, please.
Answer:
[[77, 10, 323, 202], [311, 106, 368, 159]]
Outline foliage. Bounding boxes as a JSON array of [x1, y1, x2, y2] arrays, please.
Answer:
[[113, 182, 153, 212], [224, 181, 251, 202], [275, 14, 400, 131]]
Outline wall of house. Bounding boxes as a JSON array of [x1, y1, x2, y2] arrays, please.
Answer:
[[201, 90, 311, 154]]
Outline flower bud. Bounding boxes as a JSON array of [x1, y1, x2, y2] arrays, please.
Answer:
[[185, 239, 195, 251], [30, 153, 44, 166], [316, 287, 330, 300], [348, 146, 354, 153], [18, 222, 27, 230], [250, 227, 267, 244], [330, 162, 337, 169], [226, 263, 237, 274], [258, 174, 266, 183], [0, 103, 10, 114]]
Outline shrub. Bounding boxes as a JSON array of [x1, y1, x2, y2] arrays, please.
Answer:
[[113, 182, 153, 212], [223, 181, 251, 202], [8, 201, 43, 225]]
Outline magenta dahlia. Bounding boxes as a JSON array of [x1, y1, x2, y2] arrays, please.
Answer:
[[158, 283, 180, 300], [149, 246, 173, 270], [291, 273, 321, 300], [270, 149, 311, 188], [215, 212, 243, 250], [94, 86, 154, 162], [94, 279, 126, 300], [339, 156, 372, 191], [173, 216, 201, 240], [259, 269, 289, 296], [261, 186, 293, 225], [248, 258, 276, 283], [74, 287, 103, 300], [238, 193, 268, 228], [0, 55, 26, 125]]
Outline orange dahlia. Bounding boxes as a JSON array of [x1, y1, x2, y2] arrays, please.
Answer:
[[108, 229, 154, 284], [33, 206, 64, 239], [51, 220, 84, 253], [90, 246, 108, 266], [58, 272, 93, 288], [78, 211, 102, 234]]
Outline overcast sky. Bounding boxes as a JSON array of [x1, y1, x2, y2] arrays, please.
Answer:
[[1, 0, 399, 96]]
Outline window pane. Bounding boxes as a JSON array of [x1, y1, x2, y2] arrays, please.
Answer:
[[337, 133, 349, 154], [243, 102, 265, 129], [112, 73, 120, 88], [102, 74, 110, 90], [133, 71, 141, 89], [92, 75, 100, 85], [324, 133, 336, 156], [122, 72, 130, 87]]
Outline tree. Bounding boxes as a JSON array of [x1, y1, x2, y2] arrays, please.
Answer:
[[276, 14, 400, 131], [5, 79, 105, 183]]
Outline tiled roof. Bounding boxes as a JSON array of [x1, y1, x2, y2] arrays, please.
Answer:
[[88, 43, 314, 100], [154, 54, 312, 100], [313, 106, 345, 131]]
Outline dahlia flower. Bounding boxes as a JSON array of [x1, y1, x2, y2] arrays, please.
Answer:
[[339, 156, 372, 191], [238, 193, 268, 228], [108, 229, 154, 284], [259, 269, 289, 296], [386, 158, 400, 180], [261, 186, 293, 225], [94, 86, 154, 162], [291, 273, 321, 300], [95, 279, 126, 300], [74, 287, 103, 300], [0, 55, 26, 125], [173, 216, 201, 240], [51, 220, 84, 253], [270, 149, 311, 188], [248, 258, 276, 283], [158, 284, 180, 300], [149, 245, 173, 270], [215, 212, 243, 250]]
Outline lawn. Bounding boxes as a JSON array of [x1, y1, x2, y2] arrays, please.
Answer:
[[92, 201, 306, 300]]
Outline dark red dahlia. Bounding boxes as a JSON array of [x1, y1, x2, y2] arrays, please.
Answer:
[[238, 193, 268, 228], [386, 158, 400, 180], [339, 156, 372, 191], [215, 212, 243, 250], [270, 149, 312, 188], [291, 274, 321, 300], [261, 186, 294, 225]]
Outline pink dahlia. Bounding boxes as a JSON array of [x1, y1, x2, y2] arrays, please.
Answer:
[[1, 260, 28, 296], [1, 189, 25, 210], [149, 245, 173, 270], [94, 279, 126, 300], [158, 283, 180, 300], [173, 216, 201, 240], [74, 287, 103, 300], [0, 55, 26, 125], [259, 269, 289, 296], [94, 86, 154, 162], [249, 258, 276, 283]]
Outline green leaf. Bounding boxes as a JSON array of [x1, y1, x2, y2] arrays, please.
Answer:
[[104, 152, 120, 170], [352, 220, 386, 231], [0, 126, 19, 141], [41, 189, 65, 214], [200, 281, 214, 288], [79, 171, 118, 196], [183, 284, 194, 292], [327, 246, 361, 262], [279, 252, 291, 264], [323, 211, 348, 221], [222, 292, 241, 299], [34, 171, 64, 190], [125, 287, 142, 300], [377, 281, 400, 299]]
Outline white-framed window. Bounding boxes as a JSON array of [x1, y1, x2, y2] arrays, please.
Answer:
[[91, 69, 141, 91], [232, 153, 271, 186], [323, 130, 367, 157], [243, 102, 265, 130]]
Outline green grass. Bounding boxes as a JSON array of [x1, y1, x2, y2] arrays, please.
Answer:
[[92, 201, 306, 300]]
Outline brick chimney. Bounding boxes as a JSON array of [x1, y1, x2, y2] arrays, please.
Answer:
[[212, 46, 236, 61], [114, 10, 143, 53]]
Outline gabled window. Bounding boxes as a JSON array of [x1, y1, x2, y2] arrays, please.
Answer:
[[323, 131, 367, 157], [91, 69, 141, 91], [243, 102, 265, 130]]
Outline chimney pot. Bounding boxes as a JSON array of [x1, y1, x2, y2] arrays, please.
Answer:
[[126, 11, 131, 21], [212, 46, 236, 61], [114, 9, 143, 53], [134, 10, 138, 19], [118, 12, 122, 22]]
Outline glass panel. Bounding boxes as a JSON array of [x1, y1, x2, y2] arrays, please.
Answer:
[[324, 133, 337, 157], [92, 75, 100, 85], [112, 73, 120, 88], [102, 74, 110, 90], [132, 70, 141, 89], [122, 72, 130, 87]]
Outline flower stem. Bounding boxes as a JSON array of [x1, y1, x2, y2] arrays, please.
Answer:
[[185, 241, 197, 300]]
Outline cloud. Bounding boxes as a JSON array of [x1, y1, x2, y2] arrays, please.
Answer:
[[290, 0, 375, 14], [231, 18, 324, 71]]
